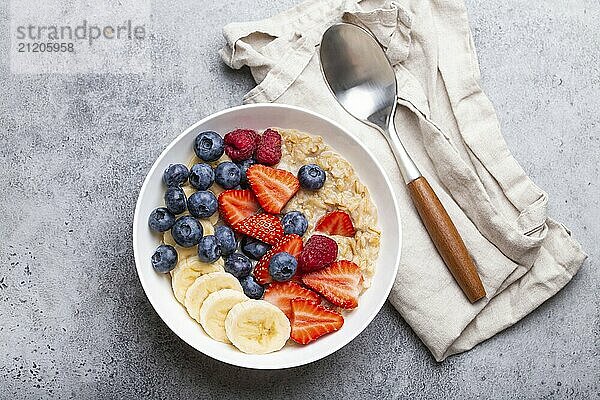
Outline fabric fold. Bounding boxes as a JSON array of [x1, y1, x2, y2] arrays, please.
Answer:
[[219, 0, 586, 361]]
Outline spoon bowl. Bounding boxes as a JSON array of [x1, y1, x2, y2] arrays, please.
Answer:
[[320, 23, 397, 129]]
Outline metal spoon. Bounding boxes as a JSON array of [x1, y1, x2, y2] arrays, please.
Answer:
[[320, 23, 486, 303]]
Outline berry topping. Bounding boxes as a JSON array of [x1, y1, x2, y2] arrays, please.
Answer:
[[148, 207, 176, 232], [297, 235, 338, 273], [232, 214, 284, 245], [315, 210, 356, 237], [241, 236, 271, 260], [281, 211, 308, 236], [217, 190, 260, 226], [263, 281, 320, 319], [189, 163, 214, 191], [224, 129, 259, 162], [215, 225, 237, 256], [297, 164, 326, 190], [301, 260, 363, 309], [246, 164, 300, 214], [239, 276, 265, 299], [187, 190, 218, 219], [236, 158, 256, 189], [151, 245, 178, 273], [253, 234, 303, 285], [268, 252, 298, 282], [215, 161, 241, 189], [163, 164, 189, 187], [171, 216, 203, 247], [194, 131, 224, 162], [255, 128, 282, 165], [197, 235, 221, 263], [224, 253, 253, 278], [289, 299, 344, 345], [164, 186, 187, 214]]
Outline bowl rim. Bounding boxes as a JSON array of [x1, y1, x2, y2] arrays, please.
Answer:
[[133, 103, 401, 369]]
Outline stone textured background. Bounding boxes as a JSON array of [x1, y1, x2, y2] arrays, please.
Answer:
[[0, 0, 598, 398]]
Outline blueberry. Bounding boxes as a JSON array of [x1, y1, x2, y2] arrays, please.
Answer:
[[151, 245, 178, 273], [241, 236, 271, 260], [281, 211, 308, 236], [214, 162, 241, 189], [215, 225, 237, 256], [298, 164, 326, 190], [171, 216, 203, 247], [164, 186, 187, 214], [187, 191, 218, 219], [194, 131, 224, 162], [148, 207, 176, 232], [268, 252, 298, 282], [198, 235, 221, 263], [224, 252, 252, 278], [189, 163, 215, 190], [236, 158, 256, 189], [239, 276, 264, 299], [163, 164, 189, 187]]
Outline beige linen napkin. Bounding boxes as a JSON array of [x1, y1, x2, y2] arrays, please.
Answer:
[[219, 0, 587, 361]]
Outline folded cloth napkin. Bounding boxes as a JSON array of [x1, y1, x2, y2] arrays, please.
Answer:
[[219, 0, 587, 361]]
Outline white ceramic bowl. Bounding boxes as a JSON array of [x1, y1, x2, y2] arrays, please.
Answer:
[[133, 104, 401, 369]]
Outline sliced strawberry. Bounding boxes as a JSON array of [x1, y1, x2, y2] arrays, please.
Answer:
[[301, 260, 363, 309], [253, 234, 303, 285], [263, 281, 320, 319], [218, 190, 260, 226], [233, 214, 284, 245], [290, 299, 344, 344], [315, 211, 356, 237], [297, 235, 338, 273], [247, 164, 300, 214]]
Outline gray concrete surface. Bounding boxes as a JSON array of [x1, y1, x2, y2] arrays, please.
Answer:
[[0, 0, 598, 398]]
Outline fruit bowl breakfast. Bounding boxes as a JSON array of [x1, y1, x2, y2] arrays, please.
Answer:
[[133, 104, 401, 368]]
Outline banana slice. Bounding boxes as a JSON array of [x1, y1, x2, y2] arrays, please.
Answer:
[[199, 219, 214, 235], [182, 185, 196, 198], [199, 289, 248, 343], [170, 257, 224, 304], [184, 272, 243, 322], [225, 300, 291, 354]]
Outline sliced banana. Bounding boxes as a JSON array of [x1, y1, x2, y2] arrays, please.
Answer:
[[199, 219, 214, 235], [170, 257, 224, 304], [199, 289, 248, 343], [181, 255, 223, 273], [225, 300, 291, 354], [182, 185, 196, 198], [184, 272, 243, 322]]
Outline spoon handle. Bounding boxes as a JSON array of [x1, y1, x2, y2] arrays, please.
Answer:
[[407, 176, 486, 303]]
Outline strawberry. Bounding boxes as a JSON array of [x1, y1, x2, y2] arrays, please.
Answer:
[[263, 281, 320, 319], [253, 234, 303, 285], [315, 211, 356, 237], [246, 164, 300, 214], [301, 260, 363, 309], [297, 235, 338, 273], [217, 189, 260, 226], [233, 214, 284, 245], [290, 299, 344, 344]]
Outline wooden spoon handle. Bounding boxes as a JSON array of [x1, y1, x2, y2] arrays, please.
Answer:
[[407, 176, 486, 303]]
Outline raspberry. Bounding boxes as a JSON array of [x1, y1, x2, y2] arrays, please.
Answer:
[[297, 235, 338, 273], [224, 129, 258, 162], [255, 128, 282, 165]]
